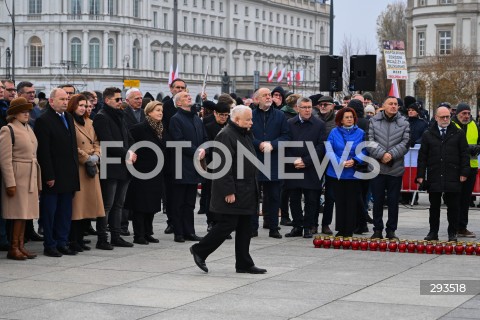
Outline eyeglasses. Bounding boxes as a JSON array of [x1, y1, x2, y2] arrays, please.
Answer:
[[22, 91, 35, 95], [319, 103, 332, 107], [217, 113, 229, 117], [437, 115, 451, 120], [299, 106, 312, 110], [6, 88, 17, 92], [173, 86, 186, 90]]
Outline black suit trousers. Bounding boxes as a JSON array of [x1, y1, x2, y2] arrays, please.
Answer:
[[193, 213, 254, 270]]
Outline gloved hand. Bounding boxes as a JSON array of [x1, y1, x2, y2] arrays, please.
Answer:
[[6, 186, 16, 197], [87, 154, 99, 163], [468, 145, 480, 157]]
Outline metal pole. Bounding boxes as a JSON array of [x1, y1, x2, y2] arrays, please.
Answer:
[[11, 0, 15, 82], [329, 0, 333, 55], [173, 0, 178, 73]]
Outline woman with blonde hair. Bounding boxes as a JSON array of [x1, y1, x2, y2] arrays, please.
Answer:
[[0, 97, 42, 260], [66, 94, 105, 252]]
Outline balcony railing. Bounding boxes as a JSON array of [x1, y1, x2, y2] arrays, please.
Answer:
[[27, 14, 42, 20]]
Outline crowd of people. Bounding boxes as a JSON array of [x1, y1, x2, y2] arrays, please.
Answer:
[[0, 78, 478, 274]]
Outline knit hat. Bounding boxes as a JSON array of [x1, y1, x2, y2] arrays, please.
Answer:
[[404, 96, 416, 109], [363, 92, 373, 101], [215, 102, 231, 113], [203, 100, 216, 111], [455, 103, 471, 114], [7, 97, 33, 116], [347, 99, 364, 114], [364, 104, 375, 114], [407, 102, 419, 114]]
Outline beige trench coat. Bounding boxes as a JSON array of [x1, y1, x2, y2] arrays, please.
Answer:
[[72, 117, 105, 220], [0, 119, 41, 219]]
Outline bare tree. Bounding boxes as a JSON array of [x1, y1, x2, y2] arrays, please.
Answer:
[[417, 47, 480, 108], [375, 0, 407, 100]]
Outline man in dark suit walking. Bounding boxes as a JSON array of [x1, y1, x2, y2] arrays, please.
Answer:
[[35, 88, 80, 257]]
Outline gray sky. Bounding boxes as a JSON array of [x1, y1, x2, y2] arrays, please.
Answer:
[[332, 0, 401, 55]]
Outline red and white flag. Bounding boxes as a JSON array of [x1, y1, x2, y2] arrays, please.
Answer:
[[287, 71, 294, 86], [295, 70, 304, 84], [277, 67, 286, 83], [168, 65, 179, 85], [388, 78, 399, 98], [267, 67, 277, 83]]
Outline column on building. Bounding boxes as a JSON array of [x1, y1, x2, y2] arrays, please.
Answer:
[[63, 0, 68, 14], [17, 31, 24, 68], [54, 30, 61, 64], [103, 31, 109, 68], [144, 34, 150, 71], [44, 31, 50, 67], [103, 0, 109, 15], [117, 33, 123, 69], [82, 0, 88, 15], [82, 30, 89, 66], [62, 31, 68, 61]]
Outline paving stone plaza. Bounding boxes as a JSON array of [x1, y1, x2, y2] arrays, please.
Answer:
[[0, 193, 479, 320]]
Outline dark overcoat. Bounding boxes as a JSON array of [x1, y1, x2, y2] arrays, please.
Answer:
[[124, 121, 165, 213], [417, 122, 470, 193], [209, 121, 258, 215], [34, 106, 80, 193]]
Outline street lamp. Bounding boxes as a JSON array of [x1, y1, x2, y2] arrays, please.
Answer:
[[285, 51, 296, 93], [122, 54, 130, 96]]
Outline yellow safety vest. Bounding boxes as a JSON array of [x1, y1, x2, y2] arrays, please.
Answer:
[[453, 120, 478, 168]]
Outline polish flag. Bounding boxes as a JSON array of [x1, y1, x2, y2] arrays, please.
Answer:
[[277, 67, 286, 83], [168, 65, 179, 85], [286, 71, 294, 86], [267, 67, 277, 82], [295, 70, 304, 84], [389, 79, 399, 98]]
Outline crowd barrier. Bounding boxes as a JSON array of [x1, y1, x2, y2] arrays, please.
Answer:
[[402, 145, 480, 195]]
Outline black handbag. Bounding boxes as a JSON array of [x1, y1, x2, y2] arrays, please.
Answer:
[[85, 161, 98, 178]]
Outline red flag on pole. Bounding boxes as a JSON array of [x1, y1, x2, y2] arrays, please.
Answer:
[[267, 67, 277, 82]]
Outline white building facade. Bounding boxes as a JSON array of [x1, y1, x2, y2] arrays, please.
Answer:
[[0, 0, 330, 99], [406, 0, 480, 108]]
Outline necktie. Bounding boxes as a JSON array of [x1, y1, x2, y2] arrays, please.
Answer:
[[440, 128, 446, 140], [60, 113, 69, 129]]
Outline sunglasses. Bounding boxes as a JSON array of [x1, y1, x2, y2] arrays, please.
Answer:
[[110, 97, 122, 102]]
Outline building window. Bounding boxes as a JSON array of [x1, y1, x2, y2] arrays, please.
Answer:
[[133, 0, 140, 18], [202, 0, 206, 9], [202, 19, 206, 35], [29, 36, 43, 67], [211, 21, 215, 35], [219, 2, 223, 12], [418, 0, 426, 5], [310, 20, 313, 28], [89, 0, 100, 15], [304, 19, 307, 28], [234, 4, 238, 14], [262, 11, 265, 20], [163, 52, 168, 71], [219, 22, 223, 36], [262, 30, 265, 42], [256, 9, 259, 18], [29, 0, 42, 14], [290, 16, 294, 25], [269, 30, 272, 43], [164, 13, 168, 29], [89, 38, 100, 69], [438, 30, 451, 55], [234, 24, 238, 38], [132, 40, 140, 69], [290, 34, 293, 46], [303, 36, 306, 48], [70, 37, 82, 65], [417, 31, 425, 56], [108, 38, 115, 68], [297, 35, 300, 46], [276, 32, 279, 44], [193, 18, 197, 33], [193, 0, 197, 7], [297, 18, 300, 26], [245, 26, 249, 40], [439, 0, 452, 4], [184, 0, 187, 4], [211, 1, 214, 10], [269, 12, 272, 22], [71, 0, 81, 15], [183, 53, 188, 73], [256, 27, 259, 41], [283, 32, 287, 45], [309, 36, 312, 49], [108, 0, 118, 15], [277, 14, 280, 23], [153, 51, 158, 71], [245, 6, 249, 16], [284, 15, 287, 24], [184, 16, 188, 32], [153, 12, 158, 28]]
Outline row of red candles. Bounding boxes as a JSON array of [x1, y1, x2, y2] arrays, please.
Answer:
[[312, 236, 480, 255]]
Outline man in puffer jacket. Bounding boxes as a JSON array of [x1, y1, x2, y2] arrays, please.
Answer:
[[367, 96, 410, 240]]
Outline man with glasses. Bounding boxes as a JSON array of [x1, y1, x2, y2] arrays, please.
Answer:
[[368, 96, 410, 240], [315, 95, 336, 235], [284, 97, 326, 239], [417, 107, 469, 242], [17, 81, 42, 128], [3, 80, 17, 103], [451, 103, 479, 238], [58, 84, 76, 101], [93, 87, 137, 249]]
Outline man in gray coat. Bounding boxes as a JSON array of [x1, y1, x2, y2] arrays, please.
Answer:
[[368, 96, 410, 240]]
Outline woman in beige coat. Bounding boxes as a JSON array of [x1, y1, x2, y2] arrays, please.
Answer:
[[0, 97, 42, 260], [67, 94, 105, 252]]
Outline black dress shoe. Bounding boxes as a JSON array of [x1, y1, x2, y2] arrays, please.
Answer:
[[81, 244, 91, 251], [133, 238, 149, 245], [386, 230, 399, 240], [250, 230, 258, 238], [190, 246, 208, 273], [448, 233, 457, 242], [120, 230, 131, 236], [236, 265, 267, 274], [28, 230, 44, 242], [69, 242, 84, 252], [424, 232, 439, 241], [83, 239, 91, 244], [145, 235, 159, 243], [269, 230, 282, 239], [57, 246, 78, 255], [353, 225, 369, 234], [185, 234, 203, 241], [174, 235, 185, 242], [371, 230, 383, 239], [303, 229, 313, 238], [164, 225, 174, 234], [111, 237, 134, 247], [96, 241, 114, 250], [280, 218, 293, 226], [86, 225, 98, 236], [285, 227, 303, 238], [44, 247, 63, 257]]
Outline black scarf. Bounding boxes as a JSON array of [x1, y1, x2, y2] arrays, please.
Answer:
[[72, 112, 85, 126]]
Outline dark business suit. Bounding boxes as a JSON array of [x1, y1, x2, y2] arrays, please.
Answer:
[[35, 106, 80, 249]]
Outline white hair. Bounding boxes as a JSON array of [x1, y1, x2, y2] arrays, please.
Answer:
[[230, 105, 251, 119], [126, 88, 141, 100]]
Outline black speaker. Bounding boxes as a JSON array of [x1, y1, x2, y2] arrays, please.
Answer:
[[349, 55, 377, 91], [320, 55, 343, 92]]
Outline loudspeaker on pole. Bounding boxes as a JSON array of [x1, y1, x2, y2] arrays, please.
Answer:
[[319, 55, 343, 92], [349, 55, 377, 92]]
